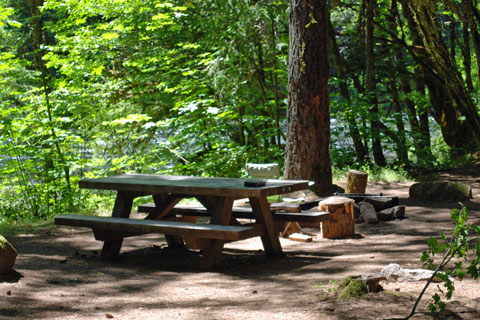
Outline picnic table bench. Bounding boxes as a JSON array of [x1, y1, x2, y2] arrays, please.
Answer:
[[136, 203, 331, 223], [55, 174, 315, 268]]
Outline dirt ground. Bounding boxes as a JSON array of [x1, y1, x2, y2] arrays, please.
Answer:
[[1, 167, 480, 320]]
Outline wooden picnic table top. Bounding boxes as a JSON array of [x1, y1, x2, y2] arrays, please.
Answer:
[[79, 174, 309, 198]]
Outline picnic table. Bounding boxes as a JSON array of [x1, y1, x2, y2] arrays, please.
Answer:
[[55, 174, 310, 268]]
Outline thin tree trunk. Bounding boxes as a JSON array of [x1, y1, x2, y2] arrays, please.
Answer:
[[365, 0, 386, 166], [389, 78, 409, 165], [460, 0, 480, 85], [30, 0, 71, 191], [462, 21, 474, 92], [449, 19, 457, 62], [269, 12, 283, 146], [285, 0, 332, 195], [327, 8, 368, 163], [394, 0, 433, 165]]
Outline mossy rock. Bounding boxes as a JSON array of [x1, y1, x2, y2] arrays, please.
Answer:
[[0, 235, 17, 274], [409, 182, 473, 202], [337, 279, 368, 301], [337, 276, 353, 290]]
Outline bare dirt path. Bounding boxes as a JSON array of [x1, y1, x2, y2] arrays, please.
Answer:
[[1, 168, 480, 320]]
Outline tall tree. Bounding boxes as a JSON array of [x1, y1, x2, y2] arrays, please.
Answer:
[[284, 0, 332, 195], [409, 0, 480, 153], [365, 0, 387, 166]]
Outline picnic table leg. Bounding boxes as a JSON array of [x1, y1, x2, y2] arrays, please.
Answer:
[[101, 191, 134, 259], [150, 194, 184, 247], [198, 196, 235, 268], [249, 197, 283, 255]]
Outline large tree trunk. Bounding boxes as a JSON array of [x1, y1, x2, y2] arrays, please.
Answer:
[[285, 0, 332, 195], [409, 0, 480, 152]]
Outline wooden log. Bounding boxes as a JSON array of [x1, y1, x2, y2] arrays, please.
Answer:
[[279, 222, 302, 237], [0, 235, 17, 274], [345, 170, 368, 194], [288, 233, 312, 242], [319, 196, 355, 239]]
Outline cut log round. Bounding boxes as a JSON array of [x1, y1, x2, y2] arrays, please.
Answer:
[[0, 235, 17, 274], [318, 196, 355, 239], [345, 170, 368, 194]]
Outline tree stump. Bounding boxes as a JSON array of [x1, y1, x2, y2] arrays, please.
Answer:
[[0, 235, 17, 274], [345, 170, 368, 194], [319, 196, 355, 239]]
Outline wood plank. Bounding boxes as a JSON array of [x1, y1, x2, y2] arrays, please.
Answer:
[[138, 203, 254, 218], [150, 194, 183, 247], [288, 233, 313, 242], [55, 215, 262, 241], [273, 211, 331, 223], [138, 203, 331, 223], [201, 196, 235, 269], [79, 174, 308, 198], [100, 191, 134, 259], [249, 197, 282, 255]]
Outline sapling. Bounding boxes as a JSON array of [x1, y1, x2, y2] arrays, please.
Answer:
[[388, 205, 480, 320]]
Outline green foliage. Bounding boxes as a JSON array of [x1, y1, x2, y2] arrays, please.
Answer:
[[1, 0, 480, 222], [332, 165, 410, 184], [337, 278, 368, 301], [417, 205, 480, 314]]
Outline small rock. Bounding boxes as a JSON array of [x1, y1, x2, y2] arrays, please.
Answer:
[[360, 202, 378, 224]]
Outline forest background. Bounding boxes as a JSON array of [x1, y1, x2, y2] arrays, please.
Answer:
[[1, 0, 480, 222]]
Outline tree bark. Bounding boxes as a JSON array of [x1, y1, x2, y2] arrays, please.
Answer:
[[459, 0, 480, 85], [285, 0, 332, 195], [409, 0, 480, 152], [399, 0, 434, 163]]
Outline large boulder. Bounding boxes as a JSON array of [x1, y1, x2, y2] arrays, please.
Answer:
[[0, 235, 17, 274], [409, 181, 473, 202]]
